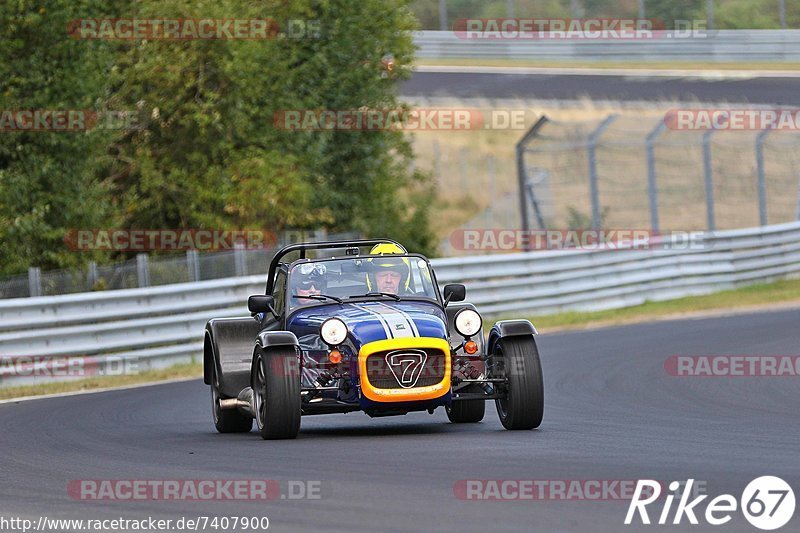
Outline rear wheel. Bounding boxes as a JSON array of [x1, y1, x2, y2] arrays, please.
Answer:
[[494, 336, 544, 430], [252, 346, 301, 440], [446, 385, 486, 423], [211, 364, 252, 433]]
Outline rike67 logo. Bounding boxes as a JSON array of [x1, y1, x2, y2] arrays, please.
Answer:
[[626, 477, 795, 530]]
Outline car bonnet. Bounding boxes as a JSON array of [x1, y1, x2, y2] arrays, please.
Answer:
[[287, 300, 448, 351]]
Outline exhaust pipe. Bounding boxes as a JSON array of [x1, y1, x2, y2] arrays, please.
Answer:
[[219, 387, 256, 418]]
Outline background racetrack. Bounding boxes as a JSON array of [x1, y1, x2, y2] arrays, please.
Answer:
[[2, 308, 799, 532], [402, 71, 800, 105]]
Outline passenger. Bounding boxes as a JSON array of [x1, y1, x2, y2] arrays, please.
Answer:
[[292, 263, 327, 304]]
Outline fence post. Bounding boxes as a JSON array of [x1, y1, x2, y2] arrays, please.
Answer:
[[706, 0, 715, 30], [186, 249, 200, 282], [702, 129, 717, 231], [234, 243, 247, 277], [587, 115, 618, 228], [87, 261, 98, 290], [645, 121, 667, 233], [459, 147, 468, 193], [487, 154, 496, 223], [796, 172, 800, 221], [780, 0, 787, 29], [136, 253, 150, 287], [28, 267, 42, 297], [432, 140, 441, 184], [755, 127, 772, 226], [516, 116, 550, 248]]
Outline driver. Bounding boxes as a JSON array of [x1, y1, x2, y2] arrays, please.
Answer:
[[292, 263, 327, 304], [368, 243, 411, 295]]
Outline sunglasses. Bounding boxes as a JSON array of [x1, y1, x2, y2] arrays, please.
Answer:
[[296, 279, 327, 290]]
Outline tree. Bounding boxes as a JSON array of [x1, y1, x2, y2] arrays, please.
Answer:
[[0, 0, 120, 275], [106, 0, 435, 254], [1, 0, 436, 277]]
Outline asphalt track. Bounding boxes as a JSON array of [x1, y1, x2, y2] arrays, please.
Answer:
[[401, 71, 800, 105], [2, 307, 799, 532]]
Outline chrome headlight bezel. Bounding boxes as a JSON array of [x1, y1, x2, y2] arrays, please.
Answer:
[[454, 308, 482, 338], [320, 318, 348, 345]]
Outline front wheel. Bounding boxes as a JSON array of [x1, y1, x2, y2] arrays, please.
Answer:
[[252, 346, 301, 440], [446, 385, 486, 423], [493, 335, 544, 430]]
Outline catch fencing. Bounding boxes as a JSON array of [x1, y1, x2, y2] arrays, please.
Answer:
[[0, 231, 357, 299], [1, 221, 799, 387], [435, 112, 800, 256], [518, 114, 800, 234]]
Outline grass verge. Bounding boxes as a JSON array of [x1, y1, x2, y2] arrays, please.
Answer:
[[0, 363, 202, 401], [524, 278, 800, 332]]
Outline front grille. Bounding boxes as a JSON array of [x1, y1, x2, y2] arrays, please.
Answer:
[[365, 348, 446, 389]]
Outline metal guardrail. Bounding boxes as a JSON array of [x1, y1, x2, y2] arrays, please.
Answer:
[[2, 221, 800, 387], [0, 276, 265, 387], [414, 30, 800, 62]]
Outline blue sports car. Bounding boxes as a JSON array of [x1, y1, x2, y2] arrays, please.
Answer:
[[204, 239, 544, 439]]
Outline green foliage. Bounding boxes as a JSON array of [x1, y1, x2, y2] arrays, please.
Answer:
[[714, 0, 786, 29], [261, 0, 435, 254], [0, 0, 122, 275], [104, 0, 434, 253], [98, 1, 314, 233], [1, 0, 436, 276]]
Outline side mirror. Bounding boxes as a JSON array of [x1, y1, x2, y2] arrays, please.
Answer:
[[248, 295, 276, 315], [443, 284, 466, 305]]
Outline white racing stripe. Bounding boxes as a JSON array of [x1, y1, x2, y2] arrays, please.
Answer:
[[368, 303, 413, 338], [376, 302, 420, 338], [352, 302, 419, 339], [352, 303, 393, 339]]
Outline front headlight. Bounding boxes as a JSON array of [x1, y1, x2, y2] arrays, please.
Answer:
[[320, 318, 348, 345], [454, 309, 482, 338]]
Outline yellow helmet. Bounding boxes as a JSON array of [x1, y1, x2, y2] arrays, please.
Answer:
[[367, 242, 411, 292], [369, 242, 407, 255]]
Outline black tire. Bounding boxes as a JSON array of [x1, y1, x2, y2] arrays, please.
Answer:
[[252, 346, 301, 440], [493, 335, 544, 430], [446, 385, 486, 423], [211, 364, 253, 433]]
